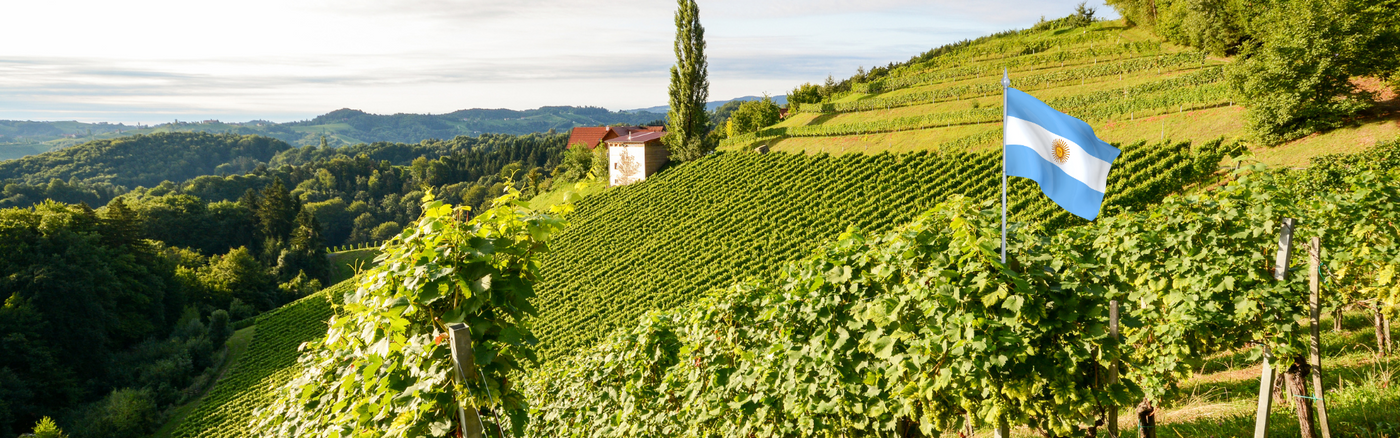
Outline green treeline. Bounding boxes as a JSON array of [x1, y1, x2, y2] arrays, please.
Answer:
[[1, 132, 568, 248], [0, 132, 289, 188], [167, 132, 567, 247], [0, 200, 319, 437], [1105, 0, 1400, 143], [0, 130, 568, 436]]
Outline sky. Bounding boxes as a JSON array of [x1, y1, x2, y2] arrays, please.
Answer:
[[0, 0, 1117, 125]]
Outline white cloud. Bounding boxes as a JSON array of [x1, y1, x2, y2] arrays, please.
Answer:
[[0, 0, 1116, 124]]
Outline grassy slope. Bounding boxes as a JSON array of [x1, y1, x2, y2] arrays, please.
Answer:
[[724, 20, 1395, 168], [168, 280, 352, 438], [326, 248, 379, 284]]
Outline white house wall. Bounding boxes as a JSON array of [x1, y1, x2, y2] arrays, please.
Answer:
[[609, 145, 647, 186]]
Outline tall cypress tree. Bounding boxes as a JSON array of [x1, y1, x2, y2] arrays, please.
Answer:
[[665, 0, 711, 161]]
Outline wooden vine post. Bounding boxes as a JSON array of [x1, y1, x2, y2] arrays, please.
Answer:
[[1255, 218, 1295, 438], [1308, 237, 1332, 438], [449, 323, 486, 438], [1276, 223, 1318, 438], [1108, 300, 1120, 438]]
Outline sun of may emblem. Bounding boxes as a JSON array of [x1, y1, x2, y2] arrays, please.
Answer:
[[1051, 138, 1071, 164]]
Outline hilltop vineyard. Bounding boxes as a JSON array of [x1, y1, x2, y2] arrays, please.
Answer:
[[530, 139, 1234, 361], [723, 20, 1234, 154]]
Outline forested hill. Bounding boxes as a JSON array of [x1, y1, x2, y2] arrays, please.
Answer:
[[0, 106, 662, 159], [292, 107, 662, 145], [0, 132, 290, 188], [0, 130, 569, 248]]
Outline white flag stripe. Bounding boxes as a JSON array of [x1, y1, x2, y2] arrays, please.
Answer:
[[1005, 115, 1112, 192]]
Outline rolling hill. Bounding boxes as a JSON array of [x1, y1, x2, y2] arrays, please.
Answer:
[[721, 20, 1399, 169], [526, 137, 1230, 361], [0, 106, 662, 160], [626, 95, 789, 114], [0, 132, 290, 188]]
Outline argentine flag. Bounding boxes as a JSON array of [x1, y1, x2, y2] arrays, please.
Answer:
[[1004, 88, 1120, 221]]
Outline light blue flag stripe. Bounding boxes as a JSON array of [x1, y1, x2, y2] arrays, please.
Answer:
[[1003, 88, 1120, 221], [1006, 89, 1120, 163], [1004, 145, 1107, 220]]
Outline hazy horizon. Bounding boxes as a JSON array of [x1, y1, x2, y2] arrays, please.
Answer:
[[2, 0, 1116, 125]]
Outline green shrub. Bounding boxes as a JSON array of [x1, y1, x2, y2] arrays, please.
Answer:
[[72, 388, 158, 438], [726, 97, 782, 138], [30, 416, 67, 438], [207, 309, 231, 348]]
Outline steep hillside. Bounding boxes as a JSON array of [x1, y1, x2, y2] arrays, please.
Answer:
[[168, 280, 350, 438], [529, 139, 1233, 361], [724, 19, 1398, 168]]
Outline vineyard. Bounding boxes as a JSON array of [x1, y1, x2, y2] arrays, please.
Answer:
[[528, 139, 1236, 361], [521, 149, 1400, 436], [140, 11, 1400, 438], [721, 20, 1244, 155], [169, 280, 350, 438]]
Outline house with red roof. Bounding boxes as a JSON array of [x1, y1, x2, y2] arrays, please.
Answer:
[[566, 125, 665, 149], [566, 125, 669, 186], [602, 129, 668, 186]]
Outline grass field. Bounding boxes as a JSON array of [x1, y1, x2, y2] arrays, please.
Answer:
[[326, 248, 378, 284]]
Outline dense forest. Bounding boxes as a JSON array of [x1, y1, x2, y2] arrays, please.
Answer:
[[0, 198, 323, 437], [0, 128, 578, 437], [0, 131, 571, 248]]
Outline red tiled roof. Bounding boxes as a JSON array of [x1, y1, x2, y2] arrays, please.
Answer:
[[568, 126, 666, 148], [566, 127, 610, 149], [604, 130, 666, 144]]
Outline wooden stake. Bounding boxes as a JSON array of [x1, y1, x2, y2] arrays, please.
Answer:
[[449, 324, 486, 438], [1275, 218, 1295, 281], [1309, 238, 1332, 438], [1258, 218, 1296, 438], [1254, 347, 1277, 438], [1386, 315, 1394, 353], [1109, 300, 1120, 438]]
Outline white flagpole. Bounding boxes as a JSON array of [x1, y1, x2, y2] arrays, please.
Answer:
[[1001, 69, 1009, 265]]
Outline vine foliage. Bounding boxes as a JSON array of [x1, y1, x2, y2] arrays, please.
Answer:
[[251, 192, 567, 437]]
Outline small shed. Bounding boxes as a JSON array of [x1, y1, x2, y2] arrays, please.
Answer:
[[605, 130, 669, 186]]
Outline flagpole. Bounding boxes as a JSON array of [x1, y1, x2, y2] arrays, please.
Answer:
[[1000, 69, 1009, 265], [996, 66, 1012, 438]]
